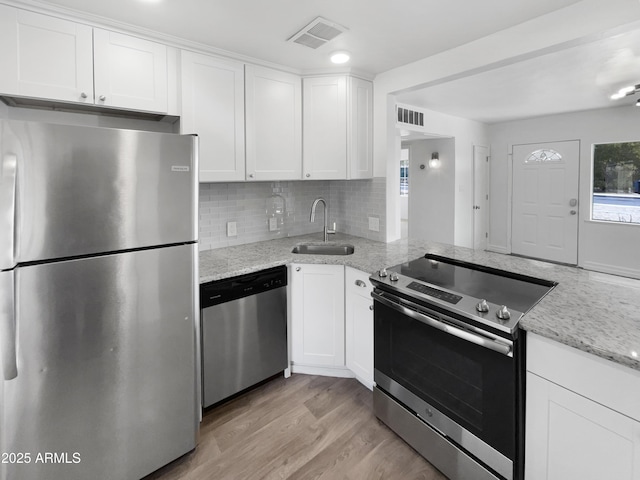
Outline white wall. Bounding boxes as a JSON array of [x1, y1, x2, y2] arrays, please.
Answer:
[[402, 109, 488, 248], [408, 138, 455, 243], [488, 104, 640, 278], [373, 0, 640, 243]]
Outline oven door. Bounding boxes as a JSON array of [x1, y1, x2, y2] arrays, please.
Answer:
[[373, 289, 517, 479]]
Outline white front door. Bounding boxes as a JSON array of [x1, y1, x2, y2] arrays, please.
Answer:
[[511, 140, 579, 264], [473, 145, 489, 250]]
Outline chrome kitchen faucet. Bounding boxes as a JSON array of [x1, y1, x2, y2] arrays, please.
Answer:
[[310, 198, 335, 242]]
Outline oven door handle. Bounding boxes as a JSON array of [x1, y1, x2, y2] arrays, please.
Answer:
[[372, 291, 513, 357]]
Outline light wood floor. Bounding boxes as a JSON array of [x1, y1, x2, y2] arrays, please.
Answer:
[[145, 374, 447, 480]]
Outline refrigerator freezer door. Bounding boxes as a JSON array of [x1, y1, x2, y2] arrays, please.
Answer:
[[1, 120, 197, 264], [1, 244, 198, 480]]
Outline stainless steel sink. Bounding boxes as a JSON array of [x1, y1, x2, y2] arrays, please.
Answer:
[[291, 244, 355, 255]]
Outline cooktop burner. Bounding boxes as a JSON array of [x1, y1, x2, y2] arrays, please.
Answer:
[[371, 253, 556, 334]]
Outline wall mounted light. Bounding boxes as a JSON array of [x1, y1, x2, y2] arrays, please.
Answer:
[[429, 152, 441, 169], [330, 51, 350, 64]]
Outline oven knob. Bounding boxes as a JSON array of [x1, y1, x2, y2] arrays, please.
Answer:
[[389, 272, 399, 282], [496, 305, 511, 320], [379, 268, 388, 278], [476, 299, 489, 313]]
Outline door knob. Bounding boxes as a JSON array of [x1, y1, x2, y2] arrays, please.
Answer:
[[570, 210, 577, 215]]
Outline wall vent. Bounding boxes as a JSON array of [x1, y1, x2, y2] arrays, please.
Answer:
[[396, 104, 425, 128], [287, 17, 347, 49]]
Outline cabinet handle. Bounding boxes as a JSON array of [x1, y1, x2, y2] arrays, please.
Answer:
[[296, 267, 301, 272], [99, 95, 106, 101], [369, 304, 374, 311], [355, 280, 367, 288], [306, 174, 310, 178], [80, 92, 88, 99]]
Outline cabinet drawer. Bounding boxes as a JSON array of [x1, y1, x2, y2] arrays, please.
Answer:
[[527, 333, 640, 421], [345, 266, 373, 298]]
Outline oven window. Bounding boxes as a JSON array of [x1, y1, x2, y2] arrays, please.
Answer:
[[375, 300, 516, 459], [393, 328, 484, 430]]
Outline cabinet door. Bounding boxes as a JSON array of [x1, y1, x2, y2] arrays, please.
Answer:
[[0, 6, 93, 103], [345, 267, 374, 389], [290, 264, 345, 367], [245, 65, 301, 181], [302, 76, 347, 180], [180, 51, 245, 182], [348, 77, 373, 179], [93, 29, 168, 113], [526, 372, 640, 480]]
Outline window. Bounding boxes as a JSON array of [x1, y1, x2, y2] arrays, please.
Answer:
[[592, 142, 640, 224], [400, 147, 409, 196]]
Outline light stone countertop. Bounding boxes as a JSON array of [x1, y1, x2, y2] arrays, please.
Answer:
[[199, 233, 640, 372]]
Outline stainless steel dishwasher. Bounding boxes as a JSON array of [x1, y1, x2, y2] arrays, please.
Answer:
[[200, 265, 288, 408]]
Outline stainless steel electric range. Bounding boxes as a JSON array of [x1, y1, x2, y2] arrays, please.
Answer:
[[370, 253, 556, 480]]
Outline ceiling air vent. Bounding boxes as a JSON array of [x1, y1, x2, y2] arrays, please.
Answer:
[[288, 17, 347, 49], [396, 104, 425, 128]]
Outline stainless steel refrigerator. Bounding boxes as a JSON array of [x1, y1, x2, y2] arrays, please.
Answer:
[[0, 120, 199, 480]]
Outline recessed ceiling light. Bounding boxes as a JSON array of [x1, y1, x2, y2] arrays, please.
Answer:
[[330, 51, 350, 64]]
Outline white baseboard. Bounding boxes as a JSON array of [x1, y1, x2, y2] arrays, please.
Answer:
[[487, 244, 509, 254], [291, 364, 355, 378], [581, 261, 640, 280]]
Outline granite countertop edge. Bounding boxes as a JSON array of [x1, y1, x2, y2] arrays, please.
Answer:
[[199, 233, 640, 372]]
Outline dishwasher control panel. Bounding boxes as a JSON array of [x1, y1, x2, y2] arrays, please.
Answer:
[[200, 265, 287, 308]]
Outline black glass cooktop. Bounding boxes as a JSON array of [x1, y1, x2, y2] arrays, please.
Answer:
[[393, 254, 556, 314]]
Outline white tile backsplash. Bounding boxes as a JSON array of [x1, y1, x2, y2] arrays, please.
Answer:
[[198, 178, 386, 250]]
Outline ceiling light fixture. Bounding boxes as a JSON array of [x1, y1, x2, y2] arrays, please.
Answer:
[[330, 51, 350, 64], [611, 84, 640, 100]]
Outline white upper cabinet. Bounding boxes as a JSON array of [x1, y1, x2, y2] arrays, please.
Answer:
[[348, 77, 374, 179], [245, 65, 301, 181], [302, 75, 373, 180], [0, 6, 93, 104], [93, 29, 168, 113], [302, 76, 347, 180], [0, 6, 170, 114], [180, 51, 246, 182]]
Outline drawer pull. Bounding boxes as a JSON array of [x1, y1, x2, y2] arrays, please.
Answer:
[[355, 279, 367, 288]]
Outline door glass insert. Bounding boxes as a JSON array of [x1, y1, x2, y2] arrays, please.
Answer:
[[525, 149, 562, 163]]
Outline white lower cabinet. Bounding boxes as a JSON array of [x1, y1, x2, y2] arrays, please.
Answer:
[[290, 264, 347, 375], [525, 333, 640, 480], [345, 267, 374, 389]]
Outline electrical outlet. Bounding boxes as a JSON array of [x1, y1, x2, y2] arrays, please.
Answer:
[[368, 216, 380, 232], [227, 221, 237, 237], [269, 217, 278, 232]]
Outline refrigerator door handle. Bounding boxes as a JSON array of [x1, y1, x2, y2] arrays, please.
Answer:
[[0, 271, 17, 380], [1, 153, 18, 267]]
